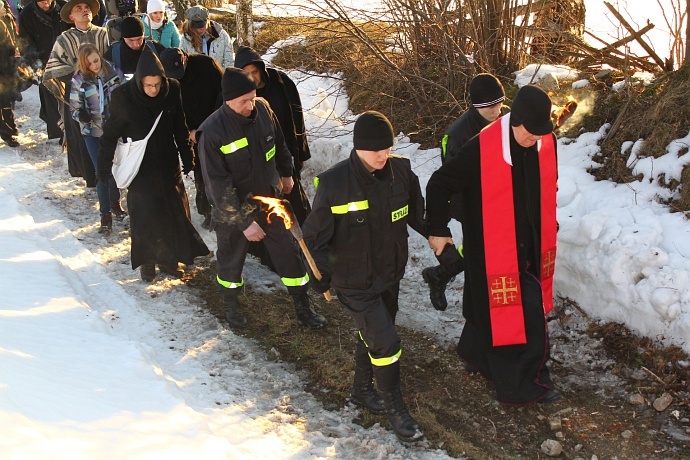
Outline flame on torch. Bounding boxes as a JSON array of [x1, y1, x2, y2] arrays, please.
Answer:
[[253, 196, 332, 301], [552, 95, 578, 129]]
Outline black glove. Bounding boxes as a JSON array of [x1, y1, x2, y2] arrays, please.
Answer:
[[78, 108, 92, 124], [309, 272, 331, 294]]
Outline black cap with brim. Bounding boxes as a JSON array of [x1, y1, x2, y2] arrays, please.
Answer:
[[190, 20, 207, 29], [60, 0, 100, 24], [160, 48, 186, 80], [509, 85, 554, 135]]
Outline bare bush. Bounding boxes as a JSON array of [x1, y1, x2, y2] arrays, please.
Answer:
[[263, 0, 584, 145]]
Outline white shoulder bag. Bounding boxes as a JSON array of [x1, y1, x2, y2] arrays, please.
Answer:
[[111, 111, 163, 188]]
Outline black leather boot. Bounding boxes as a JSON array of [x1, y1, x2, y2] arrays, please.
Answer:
[[292, 294, 327, 329], [373, 362, 424, 442], [222, 290, 247, 329], [422, 243, 465, 311], [379, 385, 424, 442], [350, 342, 385, 414]]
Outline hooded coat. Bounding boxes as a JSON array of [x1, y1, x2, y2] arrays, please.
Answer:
[[18, 0, 67, 68], [98, 49, 209, 269], [233, 46, 312, 226]]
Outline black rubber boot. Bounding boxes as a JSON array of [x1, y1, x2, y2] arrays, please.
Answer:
[[350, 342, 385, 414], [222, 290, 247, 329], [373, 362, 424, 442], [423, 243, 465, 311], [292, 294, 327, 329]]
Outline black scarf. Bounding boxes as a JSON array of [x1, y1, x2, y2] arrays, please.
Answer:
[[128, 46, 169, 117], [31, 0, 57, 29]]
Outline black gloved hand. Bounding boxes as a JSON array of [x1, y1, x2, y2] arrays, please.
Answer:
[[78, 108, 92, 124], [309, 272, 331, 294]]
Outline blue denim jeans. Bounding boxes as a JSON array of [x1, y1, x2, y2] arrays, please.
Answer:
[[83, 135, 120, 217]]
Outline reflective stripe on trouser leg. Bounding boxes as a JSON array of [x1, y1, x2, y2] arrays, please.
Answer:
[[359, 330, 402, 366], [259, 215, 309, 295], [217, 275, 243, 289], [215, 224, 250, 290], [337, 286, 401, 367]]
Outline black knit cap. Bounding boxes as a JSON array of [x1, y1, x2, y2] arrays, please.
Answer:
[[509, 85, 554, 135], [221, 67, 257, 101], [120, 16, 145, 39], [353, 111, 395, 151], [469, 73, 505, 108], [234, 46, 265, 72]]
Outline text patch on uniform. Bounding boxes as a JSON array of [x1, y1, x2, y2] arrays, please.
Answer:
[[391, 204, 408, 222]]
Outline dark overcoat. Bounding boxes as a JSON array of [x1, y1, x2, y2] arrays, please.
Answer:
[[99, 55, 209, 269]]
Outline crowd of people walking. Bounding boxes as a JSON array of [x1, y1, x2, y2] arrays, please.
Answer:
[[6, 0, 564, 445]]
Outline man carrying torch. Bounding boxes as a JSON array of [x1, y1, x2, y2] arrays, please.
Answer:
[[302, 111, 426, 443], [197, 67, 327, 330]]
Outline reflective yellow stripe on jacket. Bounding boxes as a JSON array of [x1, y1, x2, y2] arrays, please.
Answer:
[[331, 200, 369, 214], [220, 137, 249, 154]]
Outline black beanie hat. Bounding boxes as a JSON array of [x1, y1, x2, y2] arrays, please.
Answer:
[[469, 74, 505, 108], [353, 111, 395, 151], [120, 16, 145, 39], [509, 85, 554, 135], [234, 46, 265, 72], [222, 67, 257, 101]]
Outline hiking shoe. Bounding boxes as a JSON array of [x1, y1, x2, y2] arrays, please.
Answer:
[[158, 263, 184, 278], [140, 262, 156, 282], [201, 213, 212, 229], [2, 135, 19, 147], [111, 201, 127, 219], [99, 214, 112, 234]]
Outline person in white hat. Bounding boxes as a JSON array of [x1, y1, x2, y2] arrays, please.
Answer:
[[143, 0, 180, 48]]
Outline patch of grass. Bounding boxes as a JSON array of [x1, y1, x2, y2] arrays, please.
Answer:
[[183, 258, 690, 458]]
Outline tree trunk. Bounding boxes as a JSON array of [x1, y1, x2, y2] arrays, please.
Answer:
[[685, 0, 690, 64], [236, 0, 254, 47]]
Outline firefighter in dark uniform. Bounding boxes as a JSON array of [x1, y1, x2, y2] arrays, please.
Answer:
[[197, 68, 327, 330], [422, 73, 510, 311], [302, 111, 425, 443]]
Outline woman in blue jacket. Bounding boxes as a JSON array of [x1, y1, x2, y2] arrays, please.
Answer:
[[143, 0, 180, 48], [70, 43, 126, 234]]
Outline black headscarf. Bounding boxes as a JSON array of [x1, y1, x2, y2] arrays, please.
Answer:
[[128, 47, 170, 116]]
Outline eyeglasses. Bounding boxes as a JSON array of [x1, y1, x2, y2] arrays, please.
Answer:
[[142, 83, 162, 89]]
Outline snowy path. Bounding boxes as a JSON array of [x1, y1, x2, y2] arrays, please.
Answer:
[[0, 87, 455, 458]]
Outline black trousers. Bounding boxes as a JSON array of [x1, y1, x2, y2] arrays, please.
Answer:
[[457, 272, 554, 405], [39, 83, 63, 140], [0, 91, 16, 138], [61, 101, 96, 186], [215, 214, 309, 296], [337, 283, 401, 370], [192, 142, 212, 216]]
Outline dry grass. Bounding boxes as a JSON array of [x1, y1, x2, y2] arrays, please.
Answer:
[[182, 258, 690, 458]]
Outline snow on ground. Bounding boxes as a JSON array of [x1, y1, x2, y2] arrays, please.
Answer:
[[1, 54, 689, 458]]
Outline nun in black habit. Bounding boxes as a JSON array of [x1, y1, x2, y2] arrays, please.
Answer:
[[98, 47, 209, 281]]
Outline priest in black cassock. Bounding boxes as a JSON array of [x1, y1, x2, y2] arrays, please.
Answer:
[[425, 85, 562, 406]]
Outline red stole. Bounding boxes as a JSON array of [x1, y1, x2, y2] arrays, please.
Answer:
[[479, 116, 557, 347]]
